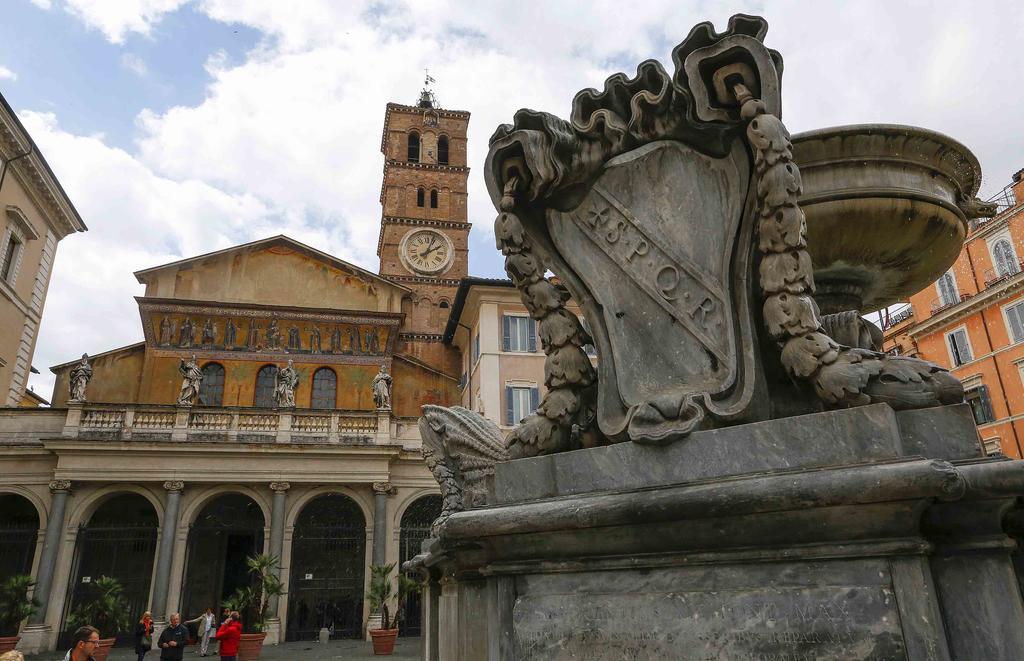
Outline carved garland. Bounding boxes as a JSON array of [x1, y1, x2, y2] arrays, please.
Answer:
[[495, 177, 599, 457], [738, 85, 880, 405]]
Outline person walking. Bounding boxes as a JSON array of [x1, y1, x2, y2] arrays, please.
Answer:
[[62, 625, 100, 661], [214, 611, 242, 661], [186, 608, 216, 656], [158, 613, 189, 661], [134, 612, 154, 661]]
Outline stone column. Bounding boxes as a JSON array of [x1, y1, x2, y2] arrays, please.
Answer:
[[371, 482, 393, 566], [19, 480, 71, 654], [267, 482, 289, 616], [150, 481, 184, 621]]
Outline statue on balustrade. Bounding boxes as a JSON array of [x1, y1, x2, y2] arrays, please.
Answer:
[[69, 353, 92, 402], [274, 359, 299, 408], [177, 354, 203, 406], [372, 363, 392, 409]]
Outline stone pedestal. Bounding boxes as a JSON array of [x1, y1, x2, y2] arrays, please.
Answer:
[[16, 624, 53, 655], [414, 404, 1024, 660], [263, 617, 281, 646]]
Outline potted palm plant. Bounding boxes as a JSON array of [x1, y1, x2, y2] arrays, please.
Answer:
[[66, 575, 131, 661], [223, 554, 283, 661], [0, 574, 38, 653], [366, 563, 420, 656]]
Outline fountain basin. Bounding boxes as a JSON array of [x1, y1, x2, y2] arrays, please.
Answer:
[[792, 124, 986, 313]]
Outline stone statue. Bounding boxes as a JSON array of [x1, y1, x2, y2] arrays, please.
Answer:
[[274, 359, 298, 407], [68, 353, 92, 402], [419, 405, 509, 534], [176, 354, 203, 406], [372, 363, 393, 409]]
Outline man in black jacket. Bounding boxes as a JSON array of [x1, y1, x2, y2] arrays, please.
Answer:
[[157, 613, 189, 661]]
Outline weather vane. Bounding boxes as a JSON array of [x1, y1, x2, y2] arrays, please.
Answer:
[[418, 68, 438, 109]]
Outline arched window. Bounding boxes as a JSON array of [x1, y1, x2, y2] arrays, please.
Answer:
[[254, 365, 278, 408], [430, 189, 438, 208], [199, 363, 225, 406], [407, 132, 420, 163], [937, 272, 959, 307], [439, 300, 450, 309], [993, 239, 1018, 277], [416, 187, 425, 207], [437, 136, 449, 165], [311, 367, 337, 409]]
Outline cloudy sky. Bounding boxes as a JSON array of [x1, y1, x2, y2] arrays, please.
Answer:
[[2, 0, 1022, 400]]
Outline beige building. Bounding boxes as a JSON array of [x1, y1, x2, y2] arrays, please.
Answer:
[[0, 95, 469, 653], [0, 92, 87, 406], [444, 277, 594, 430]]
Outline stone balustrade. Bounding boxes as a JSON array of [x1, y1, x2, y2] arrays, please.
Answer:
[[58, 402, 393, 445]]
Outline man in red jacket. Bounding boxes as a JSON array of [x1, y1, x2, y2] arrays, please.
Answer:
[[215, 611, 242, 661]]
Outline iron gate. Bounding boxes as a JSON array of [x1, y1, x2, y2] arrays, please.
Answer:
[[286, 494, 365, 640], [398, 495, 441, 637], [0, 494, 39, 582], [61, 524, 157, 646]]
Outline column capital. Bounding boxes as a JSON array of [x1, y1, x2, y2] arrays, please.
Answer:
[[372, 481, 396, 496], [48, 479, 71, 493], [163, 480, 184, 493], [270, 481, 291, 493]]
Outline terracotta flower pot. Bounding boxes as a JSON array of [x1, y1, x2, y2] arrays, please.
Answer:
[[237, 632, 267, 661], [0, 635, 19, 654], [92, 637, 116, 661], [369, 628, 398, 656]]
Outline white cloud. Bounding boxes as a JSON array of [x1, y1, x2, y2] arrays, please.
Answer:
[[120, 53, 148, 77], [0, 66, 17, 81], [42, 0, 190, 43], [21, 0, 1024, 400]]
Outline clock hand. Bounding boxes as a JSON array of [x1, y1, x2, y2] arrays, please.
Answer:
[[421, 241, 442, 257]]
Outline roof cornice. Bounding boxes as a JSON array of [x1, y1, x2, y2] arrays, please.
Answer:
[[0, 94, 87, 237]]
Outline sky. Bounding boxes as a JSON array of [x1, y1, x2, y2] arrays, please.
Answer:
[[2, 0, 1023, 400]]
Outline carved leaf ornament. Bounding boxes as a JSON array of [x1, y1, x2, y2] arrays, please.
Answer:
[[480, 14, 962, 458]]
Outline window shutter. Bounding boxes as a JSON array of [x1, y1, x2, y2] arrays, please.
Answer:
[[502, 315, 511, 352], [530, 387, 540, 413], [528, 319, 537, 352], [980, 385, 995, 423], [505, 385, 514, 425], [957, 330, 973, 362], [1009, 305, 1024, 343]]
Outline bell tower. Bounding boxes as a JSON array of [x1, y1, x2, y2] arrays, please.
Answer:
[[377, 82, 471, 341]]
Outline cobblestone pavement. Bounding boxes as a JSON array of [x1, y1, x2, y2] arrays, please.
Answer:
[[23, 638, 421, 661]]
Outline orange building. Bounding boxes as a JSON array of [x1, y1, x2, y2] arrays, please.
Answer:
[[883, 168, 1024, 458]]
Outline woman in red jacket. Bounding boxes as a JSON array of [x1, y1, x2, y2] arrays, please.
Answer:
[[215, 612, 242, 661]]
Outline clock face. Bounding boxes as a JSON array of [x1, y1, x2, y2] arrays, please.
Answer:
[[401, 229, 453, 275]]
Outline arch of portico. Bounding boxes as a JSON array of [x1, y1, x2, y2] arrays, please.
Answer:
[[0, 491, 43, 583], [64, 483, 165, 529]]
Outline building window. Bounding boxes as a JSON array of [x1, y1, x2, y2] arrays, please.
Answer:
[[992, 238, 1019, 277], [505, 385, 539, 425], [407, 132, 420, 163], [254, 364, 278, 407], [0, 232, 21, 284], [965, 385, 995, 425], [982, 437, 1002, 456], [472, 331, 480, 364], [937, 271, 959, 307], [416, 187, 425, 207], [430, 189, 438, 208], [310, 367, 337, 409], [1005, 300, 1024, 344], [946, 327, 973, 367], [502, 315, 536, 352], [437, 136, 449, 165], [198, 363, 225, 406]]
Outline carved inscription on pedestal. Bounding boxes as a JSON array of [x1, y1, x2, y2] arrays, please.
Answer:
[[513, 586, 906, 660]]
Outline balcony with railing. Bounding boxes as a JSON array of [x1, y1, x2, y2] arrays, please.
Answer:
[[930, 291, 973, 315], [984, 261, 1024, 288], [37, 403, 398, 446], [882, 307, 913, 330]]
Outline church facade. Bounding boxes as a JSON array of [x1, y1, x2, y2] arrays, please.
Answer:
[[0, 99, 469, 652]]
